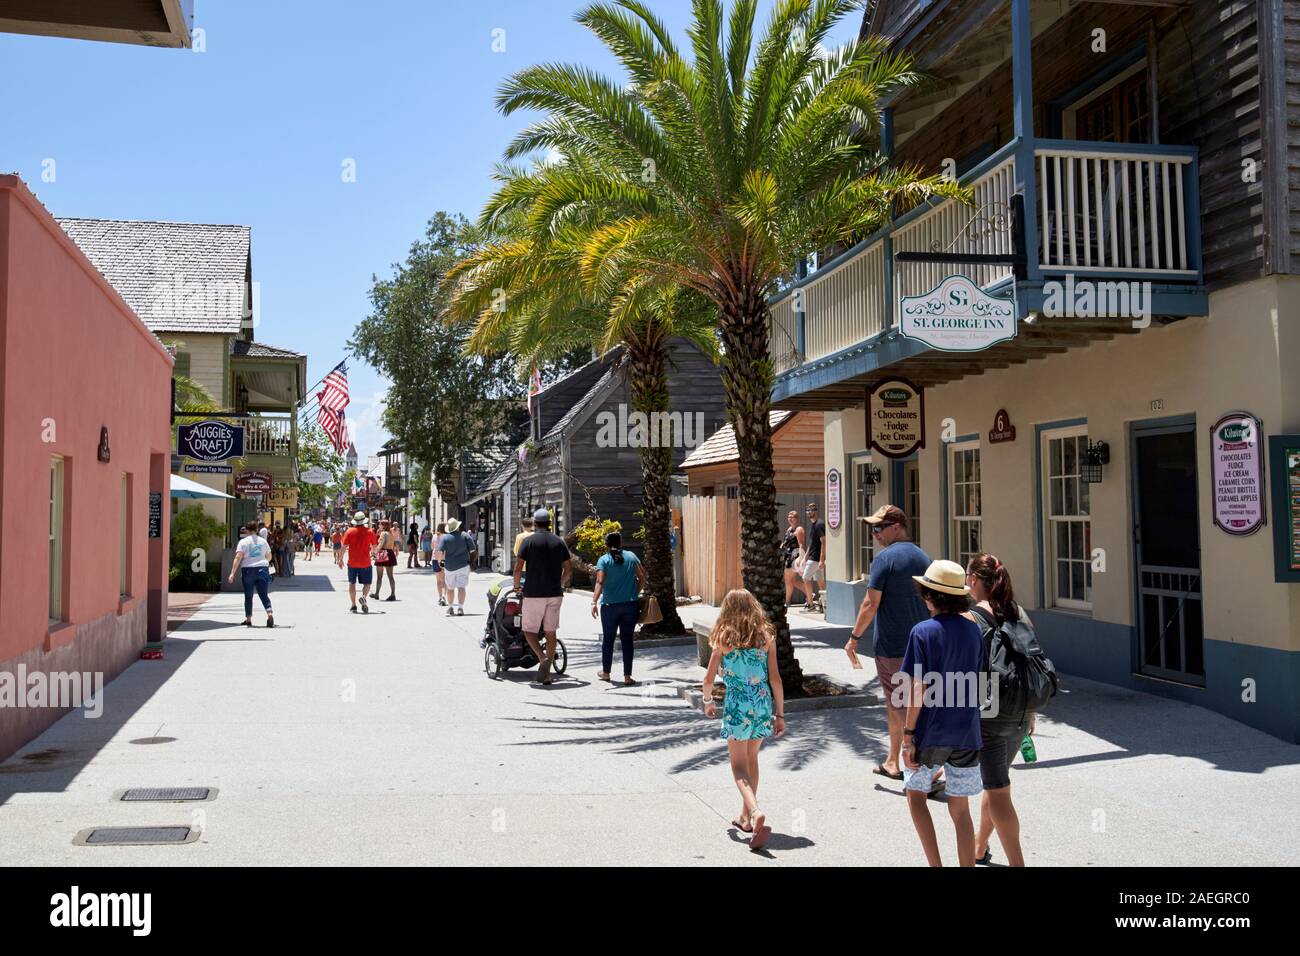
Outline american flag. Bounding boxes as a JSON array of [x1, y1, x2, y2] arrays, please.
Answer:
[[316, 362, 349, 453]]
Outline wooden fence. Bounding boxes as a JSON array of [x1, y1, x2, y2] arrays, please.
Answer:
[[681, 494, 743, 606]]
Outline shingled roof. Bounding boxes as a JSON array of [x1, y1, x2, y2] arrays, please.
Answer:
[[57, 217, 252, 333], [681, 411, 793, 469]]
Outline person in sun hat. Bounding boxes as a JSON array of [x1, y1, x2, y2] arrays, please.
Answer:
[[437, 517, 476, 616], [899, 559, 985, 867], [847, 504, 932, 781], [342, 511, 378, 614]]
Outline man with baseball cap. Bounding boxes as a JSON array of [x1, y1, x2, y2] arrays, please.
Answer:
[[846, 505, 932, 779], [513, 508, 572, 685], [801, 502, 827, 610]]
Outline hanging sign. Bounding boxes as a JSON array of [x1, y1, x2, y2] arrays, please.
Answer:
[[1210, 412, 1265, 535], [301, 466, 331, 485], [235, 470, 275, 496], [989, 408, 1017, 444], [183, 463, 233, 475], [267, 485, 299, 509], [177, 419, 245, 462], [868, 378, 925, 459], [826, 468, 843, 530], [899, 274, 1016, 352]]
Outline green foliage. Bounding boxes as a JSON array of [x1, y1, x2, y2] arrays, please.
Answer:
[[572, 517, 622, 564], [409, 460, 432, 514], [169, 506, 227, 589], [296, 424, 346, 509], [349, 213, 588, 489]]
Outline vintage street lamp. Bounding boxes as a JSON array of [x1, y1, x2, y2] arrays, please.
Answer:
[[1081, 440, 1110, 484]]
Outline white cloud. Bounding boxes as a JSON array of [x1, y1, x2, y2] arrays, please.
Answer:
[[343, 387, 390, 463]]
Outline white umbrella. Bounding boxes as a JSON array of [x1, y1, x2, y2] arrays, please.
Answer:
[[170, 474, 235, 499]]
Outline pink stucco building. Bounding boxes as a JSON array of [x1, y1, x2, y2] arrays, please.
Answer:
[[0, 175, 174, 760]]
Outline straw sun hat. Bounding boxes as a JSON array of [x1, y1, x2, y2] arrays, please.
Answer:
[[912, 559, 972, 596]]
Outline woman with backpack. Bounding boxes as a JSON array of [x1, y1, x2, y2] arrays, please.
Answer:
[[965, 553, 1053, 867]]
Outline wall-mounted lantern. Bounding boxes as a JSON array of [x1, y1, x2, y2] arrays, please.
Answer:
[[1081, 440, 1110, 484]]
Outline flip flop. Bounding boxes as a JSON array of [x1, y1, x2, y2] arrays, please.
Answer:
[[748, 811, 771, 851], [872, 764, 904, 780], [731, 817, 753, 833], [976, 847, 993, 866]]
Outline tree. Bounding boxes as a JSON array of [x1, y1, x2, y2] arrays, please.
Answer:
[[477, 0, 964, 693], [447, 160, 717, 635], [296, 424, 346, 510]]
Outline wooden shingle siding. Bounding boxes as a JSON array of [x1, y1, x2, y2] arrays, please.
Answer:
[[892, 0, 1268, 289], [1161, 0, 1265, 286]]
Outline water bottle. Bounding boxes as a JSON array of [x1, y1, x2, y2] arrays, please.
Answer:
[[1019, 734, 1037, 763]]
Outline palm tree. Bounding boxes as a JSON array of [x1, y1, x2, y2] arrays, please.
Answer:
[[476, 0, 964, 693], [447, 169, 717, 634]]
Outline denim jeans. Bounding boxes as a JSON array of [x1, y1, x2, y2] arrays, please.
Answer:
[[599, 599, 639, 676], [242, 566, 272, 618]]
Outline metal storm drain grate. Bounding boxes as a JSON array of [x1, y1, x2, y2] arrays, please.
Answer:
[[119, 787, 214, 802], [75, 826, 198, 846]]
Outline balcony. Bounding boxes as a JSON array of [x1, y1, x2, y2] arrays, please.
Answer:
[[239, 416, 295, 457], [769, 137, 1204, 406]]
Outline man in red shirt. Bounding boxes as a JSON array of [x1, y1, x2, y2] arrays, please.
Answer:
[[341, 511, 379, 614]]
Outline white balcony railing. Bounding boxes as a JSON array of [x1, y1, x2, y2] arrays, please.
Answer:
[[239, 416, 294, 456], [893, 153, 1018, 299], [1036, 143, 1197, 276]]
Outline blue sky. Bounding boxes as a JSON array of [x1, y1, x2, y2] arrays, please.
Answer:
[[0, 0, 862, 463]]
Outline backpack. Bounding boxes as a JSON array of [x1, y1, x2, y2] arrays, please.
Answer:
[[971, 605, 1059, 724]]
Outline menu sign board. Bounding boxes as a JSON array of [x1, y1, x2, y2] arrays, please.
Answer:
[[868, 379, 925, 459], [1211, 412, 1265, 535], [1287, 447, 1300, 570], [826, 468, 842, 530]]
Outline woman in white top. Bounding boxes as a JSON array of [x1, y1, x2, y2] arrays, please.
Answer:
[[228, 523, 275, 627]]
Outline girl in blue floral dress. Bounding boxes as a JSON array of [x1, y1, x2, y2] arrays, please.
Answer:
[[701, 588, 786, 850]]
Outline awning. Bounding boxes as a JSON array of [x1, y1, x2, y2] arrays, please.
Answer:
[[170, 474, 235, 499]]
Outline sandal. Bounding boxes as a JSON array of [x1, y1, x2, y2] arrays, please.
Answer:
[[732, 816, 753, 833], [976, 847, 993, 866], [872, 763, 903, 780], [623, 676, 637, 686], [748, 811, 771, 851], [596, 671, 611, 682]]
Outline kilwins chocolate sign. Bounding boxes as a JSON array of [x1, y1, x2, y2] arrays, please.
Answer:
[[868, 379, 925, 459], [1211, 412, 1265, 536], [177, 419, 244, 462]]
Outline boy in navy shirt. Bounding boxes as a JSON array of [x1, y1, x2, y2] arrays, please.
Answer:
[[901, 559, 985, 867]]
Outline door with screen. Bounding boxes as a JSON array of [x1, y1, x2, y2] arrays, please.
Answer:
[[1132, 423, 1204, 684]]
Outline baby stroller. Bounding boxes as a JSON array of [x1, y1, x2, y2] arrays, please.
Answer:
[[483, 586, 568, 680]]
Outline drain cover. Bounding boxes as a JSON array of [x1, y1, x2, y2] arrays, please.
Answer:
[[75, 826, 197, 846], [119, 787, 214, 802]]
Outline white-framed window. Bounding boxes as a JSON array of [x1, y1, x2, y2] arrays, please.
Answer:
[[849, 453, 876, 579], [949, 442, 982, 569], [120, 473, 132, 598], [904, 460, 921, 545], [1043, 427, 1092, 609], [49, 456, 65, 623]]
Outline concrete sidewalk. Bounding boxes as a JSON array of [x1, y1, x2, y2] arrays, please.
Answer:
[[1, 562, 1296, 866]]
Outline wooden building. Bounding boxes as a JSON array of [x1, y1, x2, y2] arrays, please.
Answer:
[[513, 341, 729, 550], [770, 0, 1300, 742], [679, 411, 825, 604]]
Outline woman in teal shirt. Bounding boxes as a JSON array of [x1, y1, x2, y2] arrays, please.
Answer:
[[591, 532, 647, 685]]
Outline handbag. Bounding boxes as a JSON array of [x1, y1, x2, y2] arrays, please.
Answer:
[[637, 593, 663, 625]]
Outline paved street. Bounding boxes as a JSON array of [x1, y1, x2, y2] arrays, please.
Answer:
[[1, 562, 1297, 866]]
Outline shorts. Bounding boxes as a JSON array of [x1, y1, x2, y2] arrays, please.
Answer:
[[347, 565, 373, 586], [801, 561, 825, 584], [430, 559, 442, 572], [903, 747, 983, 798], [444, 565, 470, 590], [979, 717, 1032, 789], [521, 595, 563, 634], [874, 655, 906, 710]]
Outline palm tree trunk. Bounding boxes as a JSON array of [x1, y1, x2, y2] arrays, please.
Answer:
[[625, 334, 687, 635], [717, 290, 805, 695]]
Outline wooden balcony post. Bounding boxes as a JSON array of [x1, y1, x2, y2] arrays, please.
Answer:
[[1011, 0, 1041, 289], [883, 107, 896, 330]]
